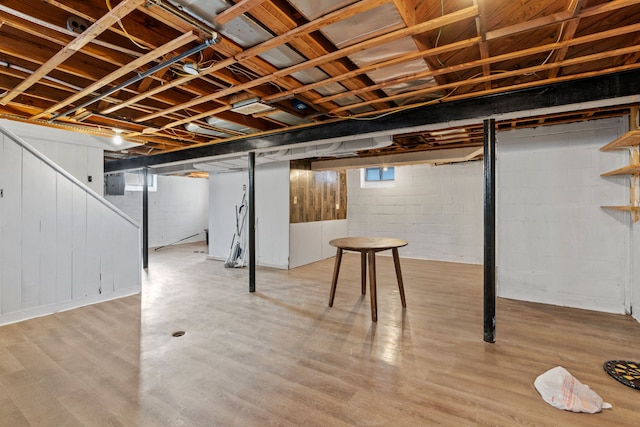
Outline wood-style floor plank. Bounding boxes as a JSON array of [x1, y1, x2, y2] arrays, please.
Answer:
[[0, 242, 639, 426]]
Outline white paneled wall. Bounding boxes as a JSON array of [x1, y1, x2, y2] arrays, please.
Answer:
[[208, 162, 290, 269], [1, 136, 22, 314], [0, 126, 141, 326], [497, 117, 630, 314], [0, 118, 133, 196], [346, 161, 484, 264], [289, 220, 348, 268], [208, 170, 248, 261]]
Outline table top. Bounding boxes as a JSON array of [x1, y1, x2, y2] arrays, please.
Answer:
[[329, 237, 408, 251]]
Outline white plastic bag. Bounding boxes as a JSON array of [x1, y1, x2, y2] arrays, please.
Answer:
[[534, 366, 612, 413]]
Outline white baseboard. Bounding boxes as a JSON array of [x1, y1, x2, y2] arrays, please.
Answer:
[[0, 287, 141, 327]]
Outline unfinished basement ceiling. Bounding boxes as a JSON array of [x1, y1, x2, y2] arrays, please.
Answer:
[[0, 0, 639, 164]]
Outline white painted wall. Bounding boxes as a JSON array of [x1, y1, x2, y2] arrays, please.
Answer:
[[346, 161, 484, 264], [209, 170, 248, 261], [497, 117, 630, 314], [0, 126, 140, 326], [106, 175, 209, 248], [0, 120, 130, 195], [26, 138, 104, 195], [208, 162, 290, 269], [289, 220, 348, 268], [344, 117, 640, 318]]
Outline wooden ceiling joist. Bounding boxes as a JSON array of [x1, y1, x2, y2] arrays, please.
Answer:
[[320, 21, 640, 109], [30, 31, 198, 120], [213, 0, 271, 26], [329, 44, 640, 114], [0, 3, 144, 58], [102, 0, 392, 121], [0, 0, 639, 160], [134, 5, 479, 124], [0, 0, 146, 105]]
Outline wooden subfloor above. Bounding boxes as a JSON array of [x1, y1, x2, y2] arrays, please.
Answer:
[[0, 242, 639, 426]]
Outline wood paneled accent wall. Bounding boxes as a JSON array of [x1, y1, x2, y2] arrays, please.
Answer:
[[290, 162, 347, 224]]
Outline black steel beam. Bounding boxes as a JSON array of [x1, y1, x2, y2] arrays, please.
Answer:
[[142, 167, 149, 269], [483, 119, 496, 343], [248, 152, 256, 293], [105, 69, 640, 173]]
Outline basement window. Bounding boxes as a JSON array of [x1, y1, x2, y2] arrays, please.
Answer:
[[124, 172, 157, 192], [365, 167, 395, 181], [360, 167, 395, 189]]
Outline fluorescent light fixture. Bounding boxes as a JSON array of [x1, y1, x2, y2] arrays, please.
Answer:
[[184, 123, 232, 138], [431, 128, 467, 140], [182, 62, 200, 75], [230, 97, 274, 115]]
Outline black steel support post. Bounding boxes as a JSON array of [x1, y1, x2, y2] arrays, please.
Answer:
[[483, 119, 496, 343], [142, 167, 149, 269], [248, 152, 256, 292]]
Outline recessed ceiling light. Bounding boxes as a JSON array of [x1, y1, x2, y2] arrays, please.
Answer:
[[291, 99, 307, 110]]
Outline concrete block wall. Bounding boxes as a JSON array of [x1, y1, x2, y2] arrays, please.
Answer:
[[346, 161, 484, 264], [497, 117, 631, 314]]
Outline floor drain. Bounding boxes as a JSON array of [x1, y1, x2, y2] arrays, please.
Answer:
[[172, 331, 185, 337]]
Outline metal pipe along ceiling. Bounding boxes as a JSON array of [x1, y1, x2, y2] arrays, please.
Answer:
[[51, 36, 219, 121], [0, 61, 84, 93]]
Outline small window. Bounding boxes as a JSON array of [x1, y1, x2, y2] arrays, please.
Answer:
[[124, 172, 157, 192], [365, 167, 394, 181]]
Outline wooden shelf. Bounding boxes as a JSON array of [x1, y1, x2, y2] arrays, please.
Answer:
[[601, 206, 640, 222], [601, 206, 640, 212], [600, 130, 640, 151], [601, 164, 640, 177], [600, 112, 640, 223]]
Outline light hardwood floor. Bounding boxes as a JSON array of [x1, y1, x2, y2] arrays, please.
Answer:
[[1, 242, 639, 426]]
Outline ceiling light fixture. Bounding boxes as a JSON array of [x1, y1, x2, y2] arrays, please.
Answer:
[[291, 99, 307, 111], [182, 62, 200, 75], [113, 129, 123, 145], [230, 97, 274, 115]]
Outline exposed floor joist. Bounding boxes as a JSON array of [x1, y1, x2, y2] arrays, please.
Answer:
[[0, 0, 638, 162]]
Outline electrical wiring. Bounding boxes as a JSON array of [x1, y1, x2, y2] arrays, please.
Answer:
[[434, 0, 447, 68], [435, 0, 568, 80], [106, 0, 150, 50], [329, 86, 460, 121], [332, 70, 510, 122], [433, 0, 464, 81], [523, 23, 565, 77], [167, 127, 196, 139]]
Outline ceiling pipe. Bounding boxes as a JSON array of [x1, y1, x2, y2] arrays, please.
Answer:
[[0, 61, 84, 92], [51, 35, 219, 121]]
